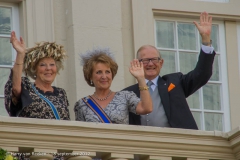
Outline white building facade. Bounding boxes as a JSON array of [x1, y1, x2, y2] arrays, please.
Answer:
[[0, 0, 240, 133]]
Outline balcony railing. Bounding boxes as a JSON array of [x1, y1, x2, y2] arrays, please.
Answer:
[[0, 116, 240, 160]]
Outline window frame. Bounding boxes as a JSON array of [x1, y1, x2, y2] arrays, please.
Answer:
[[0, 2, 19, 116], [0, 2, 20, 68], [154, 16, 230, 131]]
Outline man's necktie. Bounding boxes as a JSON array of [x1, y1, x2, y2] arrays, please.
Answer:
[[147, 81, 154, 95]]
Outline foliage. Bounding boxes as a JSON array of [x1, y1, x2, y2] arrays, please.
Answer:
[[0, 148, 17, 160], [0, 148, 7, 160]]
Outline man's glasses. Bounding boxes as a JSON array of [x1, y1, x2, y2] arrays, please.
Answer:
[[139, 57, 161, 64]]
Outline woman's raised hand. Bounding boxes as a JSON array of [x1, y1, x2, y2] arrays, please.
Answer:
[[129, 59, 145, 80], [10, 31, 26, 55]]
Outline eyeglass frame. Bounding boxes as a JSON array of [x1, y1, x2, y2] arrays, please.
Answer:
[[138, 57, 161, 65]]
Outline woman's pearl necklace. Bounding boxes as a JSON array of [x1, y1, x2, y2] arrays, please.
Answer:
[[93, 90, 112, 101]]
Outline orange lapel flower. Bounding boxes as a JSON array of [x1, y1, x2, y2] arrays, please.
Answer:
[[168, 83, 175, 92]]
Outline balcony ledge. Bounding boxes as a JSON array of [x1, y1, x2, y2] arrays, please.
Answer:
[[0, 116, 240, 160]]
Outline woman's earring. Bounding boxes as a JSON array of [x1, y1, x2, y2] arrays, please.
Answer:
[[34, 75, 36, 78], [90, 80, 93, 85]]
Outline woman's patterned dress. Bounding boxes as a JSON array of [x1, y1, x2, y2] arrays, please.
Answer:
[[74, 91, 140, 124], [4, 71, 70, 120]]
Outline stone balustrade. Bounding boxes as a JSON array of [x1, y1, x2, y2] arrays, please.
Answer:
[[0, 116, 240, 160]]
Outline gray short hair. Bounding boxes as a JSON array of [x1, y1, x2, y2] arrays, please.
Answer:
[[136, 45, 161, 59]]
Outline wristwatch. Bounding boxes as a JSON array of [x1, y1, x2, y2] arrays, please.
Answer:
[[202, 40, 212, 46]]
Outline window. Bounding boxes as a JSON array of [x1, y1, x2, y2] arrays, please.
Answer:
[[155, 17, 230, 131], [0, 3, 19, 116]]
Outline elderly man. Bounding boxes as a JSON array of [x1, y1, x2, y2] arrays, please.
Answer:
[[124, 12, 215, 130]]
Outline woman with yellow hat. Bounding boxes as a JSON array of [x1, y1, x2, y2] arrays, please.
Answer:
[[4, 31, 70, 120]]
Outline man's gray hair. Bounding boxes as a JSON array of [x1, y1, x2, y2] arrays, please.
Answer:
[[136, 45, 161, 59]]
